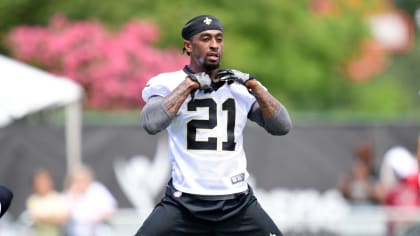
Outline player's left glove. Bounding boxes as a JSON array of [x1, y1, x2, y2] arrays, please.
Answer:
[[216, 69, 255, 85]]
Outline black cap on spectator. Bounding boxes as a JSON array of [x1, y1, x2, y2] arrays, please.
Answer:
[[0, 185, 13, 218]]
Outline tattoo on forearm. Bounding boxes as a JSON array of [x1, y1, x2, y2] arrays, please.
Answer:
[[250, 85, 281, 118], [163, 80, 196, 115]]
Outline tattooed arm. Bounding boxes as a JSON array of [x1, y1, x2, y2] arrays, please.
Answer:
[[246, 79, 292, 135], [140, 77, 198, 134]]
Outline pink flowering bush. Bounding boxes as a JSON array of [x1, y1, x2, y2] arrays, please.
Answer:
[[7, 14, 188, 109]]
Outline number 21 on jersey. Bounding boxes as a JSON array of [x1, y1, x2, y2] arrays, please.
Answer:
[[187, 98, 236, 151]]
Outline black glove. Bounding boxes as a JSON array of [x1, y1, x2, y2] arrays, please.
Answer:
[[0, 185, 13, 218], [216, 69, 255, 85], [188, 72, 213, 93]]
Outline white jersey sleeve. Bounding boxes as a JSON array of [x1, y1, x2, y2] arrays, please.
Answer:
[[142, 70, 187, 102]]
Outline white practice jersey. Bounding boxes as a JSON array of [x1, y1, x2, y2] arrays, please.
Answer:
[[142, 69, 256, 195]]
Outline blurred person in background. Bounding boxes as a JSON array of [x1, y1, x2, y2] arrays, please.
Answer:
[[63, 164, 117, 236], [338, 142, 385, 206], [26, 168, 68, 236], [0, 185, 13, 218], [379, 146, 420, 236], [380, 146, 419, 192], [354, 142, 378, 179], [380, 145, 419, 196], [137, 14, 291, 236]]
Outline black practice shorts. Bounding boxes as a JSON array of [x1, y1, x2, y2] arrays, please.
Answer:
[[135, 181, 283, 236]]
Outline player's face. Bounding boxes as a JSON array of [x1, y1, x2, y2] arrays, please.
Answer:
[[188, 30, 224, 71]]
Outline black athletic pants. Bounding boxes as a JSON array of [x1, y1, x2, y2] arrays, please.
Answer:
[[135, 182, 283, 236]]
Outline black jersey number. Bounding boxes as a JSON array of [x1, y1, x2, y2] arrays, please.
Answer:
[[187, 98, 236, 151]]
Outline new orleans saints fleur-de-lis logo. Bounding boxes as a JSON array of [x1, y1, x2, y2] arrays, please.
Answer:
[[203, 17, 212, 25]]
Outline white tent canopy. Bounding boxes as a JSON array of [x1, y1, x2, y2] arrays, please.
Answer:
[[0, 54, 83, 171]]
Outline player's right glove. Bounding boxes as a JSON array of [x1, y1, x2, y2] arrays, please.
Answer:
[[188, 72, 213, 93]]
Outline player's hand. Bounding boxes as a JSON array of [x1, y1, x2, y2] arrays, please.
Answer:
[[216, 69, 255, 85], [188, 72, 213, 93]]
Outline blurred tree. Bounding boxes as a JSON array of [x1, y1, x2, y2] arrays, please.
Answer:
[[394, 0, 420, 18], [7, 15, 188, 109], [1, 0, 418, 116], [379, 36, 420, 110]]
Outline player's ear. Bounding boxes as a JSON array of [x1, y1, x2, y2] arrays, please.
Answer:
[[183, 40, 192, 56]]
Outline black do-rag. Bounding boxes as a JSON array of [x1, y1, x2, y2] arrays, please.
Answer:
[[0, 185, 13, 218], [181, 15, 224, 40]]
